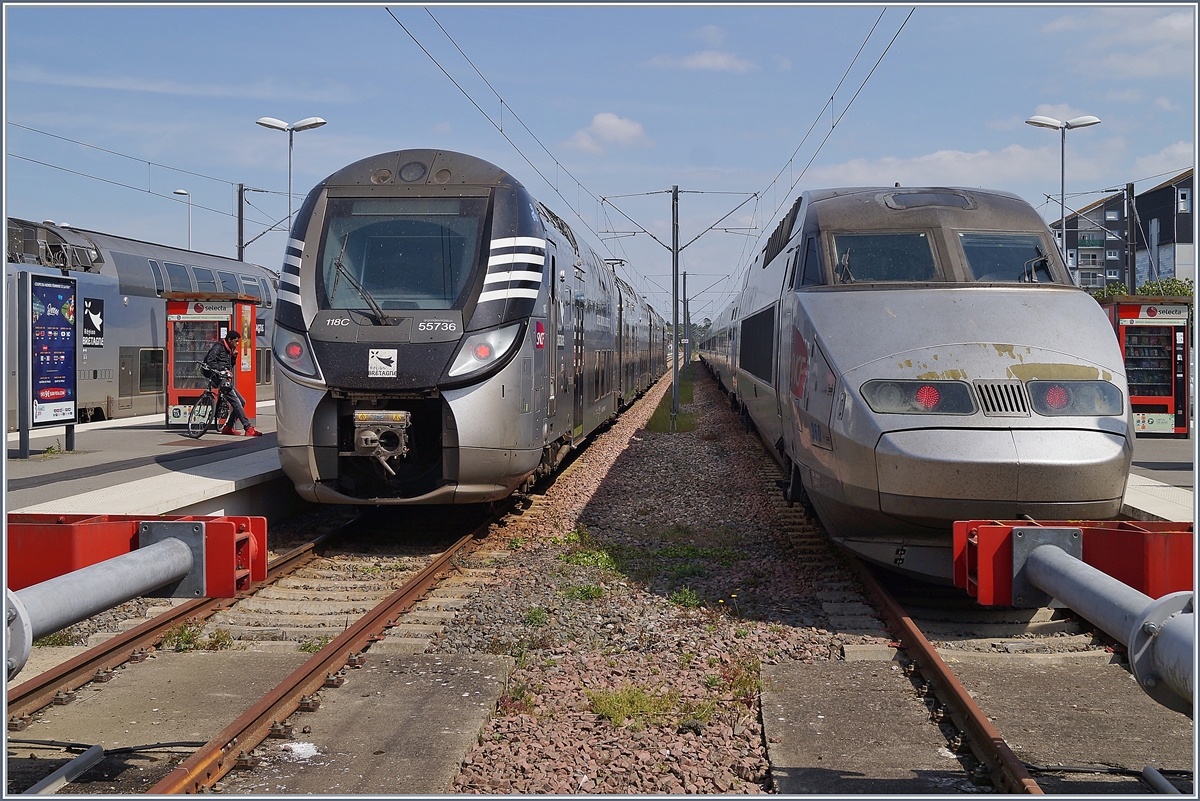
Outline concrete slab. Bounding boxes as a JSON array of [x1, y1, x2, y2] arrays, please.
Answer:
[[1123, 473, 1194, 523], [6, 651, 310, 751], [762, 660, 977, 794], [949, 660, 1194, 794], [6, 645, 91, 691], [216, 653, 513, 794]]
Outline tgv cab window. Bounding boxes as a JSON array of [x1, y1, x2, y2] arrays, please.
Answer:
[[317, 197, 487, 311], [958, 232, 1062, 283], [830, 232, 938, 284]]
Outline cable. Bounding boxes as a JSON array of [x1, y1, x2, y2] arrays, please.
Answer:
[[7, 153, 276, 229]]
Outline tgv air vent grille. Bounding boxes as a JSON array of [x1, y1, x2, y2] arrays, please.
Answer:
[[974, 380, 1030, 417]]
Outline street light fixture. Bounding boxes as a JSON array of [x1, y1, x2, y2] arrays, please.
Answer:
[[255, 116, 327, 232], [1025, 113, 1101, 275], [172, 189, 191, 250]]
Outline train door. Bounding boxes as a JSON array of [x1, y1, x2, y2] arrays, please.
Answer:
[[546, 247, 558, 419], [117, 348, 136, 411], [572, 265, 585, 440]]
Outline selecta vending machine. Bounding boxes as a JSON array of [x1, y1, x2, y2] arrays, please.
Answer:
[[1102, 296, 1191, 438], [164, 294, 258, 428]]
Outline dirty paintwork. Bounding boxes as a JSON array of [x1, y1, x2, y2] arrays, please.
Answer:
[[1005, 363, 1103, 381]]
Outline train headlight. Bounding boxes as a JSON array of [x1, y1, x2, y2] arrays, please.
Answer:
[[860, 380, 977, 415], [273, 324, 322, 380], [447, 322, 523, 379], [1027, 380, 1123, 416]]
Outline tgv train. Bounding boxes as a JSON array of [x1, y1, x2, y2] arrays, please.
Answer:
[[273, 149, 668, 504], [699, 187, 1133, 582], [5, 218, 279, 429]]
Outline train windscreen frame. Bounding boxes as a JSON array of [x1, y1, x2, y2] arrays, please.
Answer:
[[830, 232, 939, 284], [957, 232, 1063, 284], [316, 196, 488, 311]]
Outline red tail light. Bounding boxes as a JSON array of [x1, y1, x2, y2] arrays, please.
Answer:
[[1044, 385, 1069, 409], [473, 343, 493, 360], [285, 342, 303, 360], [915, 384, 940, 409]]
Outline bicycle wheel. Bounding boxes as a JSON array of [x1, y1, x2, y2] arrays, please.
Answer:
[[187, 392, 217, 439], [215, 397, 232, 430]]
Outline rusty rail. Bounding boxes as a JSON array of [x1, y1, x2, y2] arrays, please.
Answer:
[[148, 524, 483, 793], [851, 559, 1044, 794], [6, 523, 348, 726]]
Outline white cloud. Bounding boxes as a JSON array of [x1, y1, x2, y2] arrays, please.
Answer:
[[800, 144, 1077, 190], [563, 112, 653, 156], [1054, 8, 1195, 79], [647, 50, 757, 73], [1153, 97, 1181, 112], [433, 122, 453, 134], [772, 54, 792, 71], [7, 65, 352, 102], [691, 25, 725, 47], [1132, 141, 1194, 179], [1105, 89, 1144, 103]]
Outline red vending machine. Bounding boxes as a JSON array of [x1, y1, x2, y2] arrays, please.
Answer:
[[1102, 296, 1191, 438], [165, 294, 258, 428]]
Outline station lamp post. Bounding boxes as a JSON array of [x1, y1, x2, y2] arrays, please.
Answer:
[[255, 116, 327, 232], [1025, 113, 1101, 271], [172, 189, 191, 250]]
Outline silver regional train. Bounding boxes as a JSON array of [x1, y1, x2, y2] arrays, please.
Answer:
[[273, 149, 668, 505], [6, 218, 279, 430], [699, 187, 1133, 582]]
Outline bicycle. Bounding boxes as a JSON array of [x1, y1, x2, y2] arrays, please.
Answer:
[[186, 367, 233, 439]]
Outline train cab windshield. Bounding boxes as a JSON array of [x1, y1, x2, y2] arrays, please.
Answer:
[[831, 232, 939, 284], [317, 196, 488, 311], [957, 232, 1062, 283]]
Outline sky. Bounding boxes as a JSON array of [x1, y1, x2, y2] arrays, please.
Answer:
[[3, 3, 1196, 323]]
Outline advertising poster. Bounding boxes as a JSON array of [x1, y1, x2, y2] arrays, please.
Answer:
[[31, 274, 78, 426]]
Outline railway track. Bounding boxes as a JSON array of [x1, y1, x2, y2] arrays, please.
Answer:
[[5, 505, 509, 794]]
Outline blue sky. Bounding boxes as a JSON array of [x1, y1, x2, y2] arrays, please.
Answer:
[[4, 4, 1195, 321]]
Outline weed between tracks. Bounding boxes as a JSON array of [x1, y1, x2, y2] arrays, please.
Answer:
[[159, 621, 235, 651]]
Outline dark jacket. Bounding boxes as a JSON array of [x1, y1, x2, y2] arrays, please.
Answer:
[[203, 339, 237, 376]]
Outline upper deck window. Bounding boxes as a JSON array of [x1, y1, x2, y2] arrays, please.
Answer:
[[830, 232, 938, 284], [317, 197, 487, 311], [958, 232, 1061, 283]]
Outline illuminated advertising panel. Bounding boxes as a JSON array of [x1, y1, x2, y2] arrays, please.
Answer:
[[30, 274, 78, 426]]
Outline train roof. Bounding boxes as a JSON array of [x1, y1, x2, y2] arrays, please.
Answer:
[[804, 186, 1045, 231], [320, 149, 524, 190]]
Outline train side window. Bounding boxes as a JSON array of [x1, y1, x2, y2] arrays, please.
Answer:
[[256, 348, 273, 384], [139, 348, 165, 393], [164, 262, 193, 292], [240, 275, 263, 301], [217, 271, 239, 294], [193, 267, 218, 293], [147, 260, 165, 296], [259, 278, 273, 307], [786, 249, 801, 289], [800, 236, 826, 286]]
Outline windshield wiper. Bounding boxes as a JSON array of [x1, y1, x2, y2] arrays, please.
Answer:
[[1022, 247, 1049, 283], [836, 249, 855, 284], [331, 234, 394, 325]]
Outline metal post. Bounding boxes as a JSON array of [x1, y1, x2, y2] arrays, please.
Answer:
[[237, 183, 246, 261], [671, 185, 679, 430], [18, 271, 31, 459], [1060, 126, 1066, 263], [287, 129, 295, 232], [6, 538, 195, 679], [683, 271, 689, 369], [65, 425, 74, 452], [1125, 182, 1136, 290], [1025, 544, 1193, 714]]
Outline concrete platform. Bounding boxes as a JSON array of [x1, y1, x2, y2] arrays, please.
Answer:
[[215, 652, 513, 794], [762, 660, 977, 793], [4, 401, 309, 519]]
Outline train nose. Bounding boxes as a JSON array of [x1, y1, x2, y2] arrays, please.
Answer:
[[875, 428, 1131, 518]]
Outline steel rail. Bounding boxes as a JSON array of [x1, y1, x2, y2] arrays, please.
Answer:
[[851, 559, 1044, 794], [6, 524, 346, 724], [148, 524, 484, 794]]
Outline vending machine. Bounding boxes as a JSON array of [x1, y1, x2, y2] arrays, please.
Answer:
[[164, 294, 258, 428], [1102, 297, 1191, 438]]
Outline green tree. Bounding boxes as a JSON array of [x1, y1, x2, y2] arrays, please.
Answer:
[[1090, 283, 1130, 302], [1136, 277, 1194, 299]]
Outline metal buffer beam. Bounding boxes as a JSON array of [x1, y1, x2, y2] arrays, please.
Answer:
[[5, 515, 266, 681], [954, 520, 1193, 716]]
